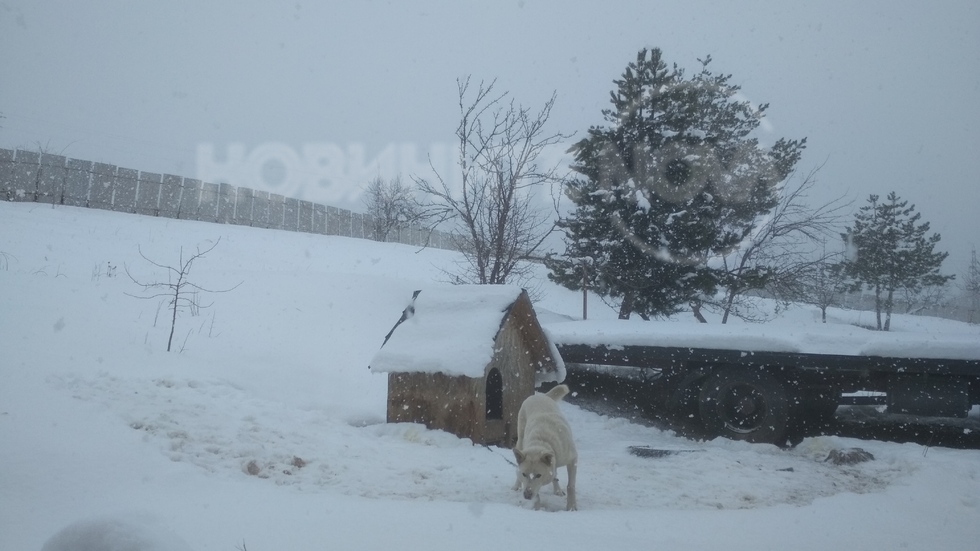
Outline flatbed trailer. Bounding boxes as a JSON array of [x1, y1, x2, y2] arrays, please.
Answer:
[[548, 323, 980, 446]]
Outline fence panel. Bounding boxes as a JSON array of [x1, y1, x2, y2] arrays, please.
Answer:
[[89, 162, 116, 211], [0, 148, 15, 200], [2, 149, 460, 254], [113, 168, 139, 213], [159, 174, 183, 217], [63, 158, 92, 207], [136, 172, 162, 216], [10, 150, 40, 202], [38, 153, 67, 204]]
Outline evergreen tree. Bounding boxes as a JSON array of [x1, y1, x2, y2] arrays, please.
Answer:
[[963, 247, 980, 324], [840, 192, 953, 330], [546, 48, 805, 319]]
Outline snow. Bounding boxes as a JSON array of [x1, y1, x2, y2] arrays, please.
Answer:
[[544, 314, 980, 361], [41, 515, 194, 551], [369, 284, 525, 377], [2, 200, 980, 551]]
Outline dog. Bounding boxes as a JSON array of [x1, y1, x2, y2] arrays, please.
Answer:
[[512, 384, 578, 511]]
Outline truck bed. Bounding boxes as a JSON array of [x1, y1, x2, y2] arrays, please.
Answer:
[[543, 319, 980, 365]]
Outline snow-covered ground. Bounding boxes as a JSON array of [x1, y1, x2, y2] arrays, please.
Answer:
[[2, 200, 979, 551]]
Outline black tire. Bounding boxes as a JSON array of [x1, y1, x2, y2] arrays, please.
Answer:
[[698, 368, 793, 445]]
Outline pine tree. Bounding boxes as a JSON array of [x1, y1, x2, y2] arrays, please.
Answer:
[[546, 48, 805, 319], [840, 192, 953, 330], [964, 247, 980, 324]]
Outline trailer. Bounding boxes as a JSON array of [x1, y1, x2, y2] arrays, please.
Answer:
[[544, 319, 980, 446]]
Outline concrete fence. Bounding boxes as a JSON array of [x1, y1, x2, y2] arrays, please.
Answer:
[[0, 148, 453, 249]]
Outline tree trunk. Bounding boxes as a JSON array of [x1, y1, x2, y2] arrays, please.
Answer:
[[883, 288, 894, 331], [691, 301, 708, 323], [618, 292, 634, 320], [874, 285, 883, 330], [721, 289, 736, 324]]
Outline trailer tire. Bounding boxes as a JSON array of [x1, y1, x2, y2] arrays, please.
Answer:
[[698, 368, 793, 445]]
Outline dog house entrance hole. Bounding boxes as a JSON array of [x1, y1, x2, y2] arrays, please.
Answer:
[[486, 368, 503, 420]]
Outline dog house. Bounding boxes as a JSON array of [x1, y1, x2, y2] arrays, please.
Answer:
[[369, 284, 565, 447]]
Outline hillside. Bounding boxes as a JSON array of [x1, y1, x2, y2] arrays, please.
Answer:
[[1, 201, 978, 551]]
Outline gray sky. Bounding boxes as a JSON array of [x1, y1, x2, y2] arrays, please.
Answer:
[[2, 0, 978, 272]]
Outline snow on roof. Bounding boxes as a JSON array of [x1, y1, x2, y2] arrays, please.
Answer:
[[543, 318, 980, 361], [369, 284, 527, 377]]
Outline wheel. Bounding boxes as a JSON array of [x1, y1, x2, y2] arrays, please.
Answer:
[[698, 368, 793, 445]]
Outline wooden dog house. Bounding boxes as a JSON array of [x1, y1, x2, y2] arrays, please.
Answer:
[[369, 284, 565, 447]]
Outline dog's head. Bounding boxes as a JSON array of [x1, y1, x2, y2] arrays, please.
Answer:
[[513, 448, 555, 501]]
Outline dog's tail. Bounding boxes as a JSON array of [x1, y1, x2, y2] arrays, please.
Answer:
[[545, 384, 570, 402]]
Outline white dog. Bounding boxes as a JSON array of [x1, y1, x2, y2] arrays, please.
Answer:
[[512, 384, 578, 511]]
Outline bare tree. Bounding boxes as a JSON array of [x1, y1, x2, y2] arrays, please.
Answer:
[[414, 77, 570, 285], [715, 166, 851, 323], [126, 238, 241, 352], [796, 256, 850, 322], [362, 175, 428, 242], [901, 282, 950, 315]]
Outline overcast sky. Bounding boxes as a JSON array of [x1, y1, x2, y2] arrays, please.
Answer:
[[2, 0, 978, 272]]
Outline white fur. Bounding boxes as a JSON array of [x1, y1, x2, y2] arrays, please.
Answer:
[[512, 384, 578, 511]]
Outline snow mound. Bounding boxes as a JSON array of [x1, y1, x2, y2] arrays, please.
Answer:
[[42, 516, 193, 551]]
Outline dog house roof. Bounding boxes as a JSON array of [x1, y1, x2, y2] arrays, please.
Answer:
[[369, 284, 563, 379]]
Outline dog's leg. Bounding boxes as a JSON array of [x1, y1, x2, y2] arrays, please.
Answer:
[[552, 475, 565, 496], [512, 449, 525, 492], [565, 463, 577, 511]]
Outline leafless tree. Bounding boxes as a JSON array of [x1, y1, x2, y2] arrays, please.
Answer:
[[362, 175, 428, 242], [126, 238, 241, 352], [901, 282, 951, 315], [715, 165, 851, 323], [414, 77, 571, 285], [795, 256, 850, 322]]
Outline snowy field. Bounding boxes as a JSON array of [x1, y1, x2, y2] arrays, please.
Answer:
[[2, 200, 979, 551]]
